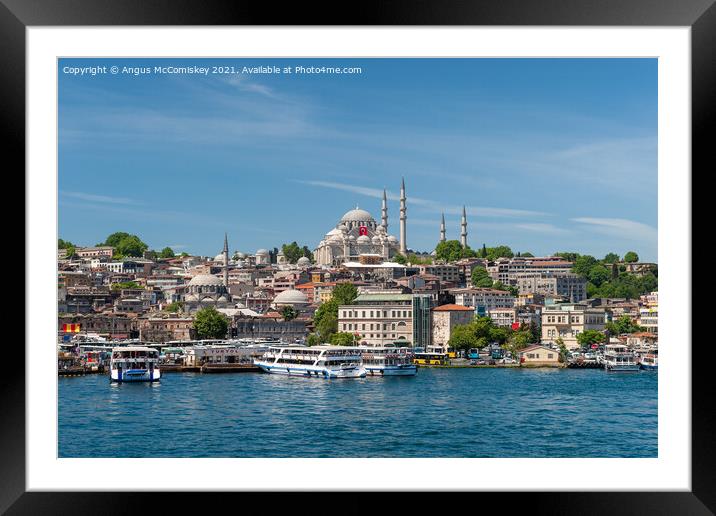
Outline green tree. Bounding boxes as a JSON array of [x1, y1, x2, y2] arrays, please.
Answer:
[[471, 266, 494, 288], [521, 252, 534, 257], [100, 232, 148, 257], [330, 332, 356, 346], [160, 247, 175, 258], [504, 329, 532, 358], [588, 264, 611, 287], [447, 324, 481, 352], [485, 245, 514, 260], [576, 329, 606, 350], [279, 305, 298, 321], [555, 252, 580, 262], [573, 255, 598, 277], [624, 251, 639, 263], [555, 337, 569, 362], [165, 301, 184, 313], [435, 240, 464, 262], [58, 239, 77, 258], [306, 333, 321, 346], [393, 253, 407, 265], [603, 252, 620, 264], [316, 311, 338, 341], [193, 306, 229, 339], [111, 281, 142, 291], [606, 315, 645, 335], [332, 283, 358, 305]]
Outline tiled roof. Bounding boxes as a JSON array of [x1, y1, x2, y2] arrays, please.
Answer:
[[433, 304, 473, 312]]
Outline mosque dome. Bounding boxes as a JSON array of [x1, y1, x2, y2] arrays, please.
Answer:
[[236, 252, 246, 259], [356, 235, 370, 244], [272, 289, 309, 306], [256, 249, 269, 256], [188, 274, 223, 286], [372, 235, 381, 245], [340, 208, 375, 223], [387, 235, 398, 243], [297, 256, 311, 266]]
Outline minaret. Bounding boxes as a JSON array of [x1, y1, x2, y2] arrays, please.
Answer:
[[381, 188, 388, 230], [223, 232, 229, 288], [439, 213, 446, 243], [399, 177, 407, 254], [460, 206, 468, 249]]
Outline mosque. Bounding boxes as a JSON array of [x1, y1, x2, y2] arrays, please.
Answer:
[[313, 178, 469, 266]]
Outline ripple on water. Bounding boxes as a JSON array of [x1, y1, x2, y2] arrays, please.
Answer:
[[59, 368, 657, 458]]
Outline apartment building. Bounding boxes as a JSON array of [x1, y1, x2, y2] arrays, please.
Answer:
[[450, 287, 516, 311], [541, 304, 607, 350]]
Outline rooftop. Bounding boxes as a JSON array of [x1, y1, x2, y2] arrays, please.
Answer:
[[432, 304, 473, 312]]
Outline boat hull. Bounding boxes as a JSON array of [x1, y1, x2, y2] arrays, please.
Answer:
[[604, 364, 640, 372], [640, 363, 658, 370], [110, 368, 161, 382], [366, 365, 417, 376], [255, 361, 366, 378]]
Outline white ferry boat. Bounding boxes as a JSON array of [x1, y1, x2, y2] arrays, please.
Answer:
[[603, 344, 640, 372], [110, 346, 161, 382], [360, 346, 417, 376], [639, 352, 658, 371], [254, 346, 366, 378]]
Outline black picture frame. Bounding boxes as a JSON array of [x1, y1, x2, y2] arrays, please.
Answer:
[[5, 0, 709, 513]]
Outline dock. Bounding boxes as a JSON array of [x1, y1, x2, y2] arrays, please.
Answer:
[[200, 363, 260, 373], [567, 360, 602, 369]]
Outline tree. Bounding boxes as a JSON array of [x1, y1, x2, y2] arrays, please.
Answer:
[[58, 238, 77, 258], [573, 255, 598, 277], [111, 281, 142, 290], [100, 232, 148, 257], [315, 311, 338, 341], [160, 247, 175, 258], [165, 301, 184, 313], [306, 333, 321, 346], [447, 316, 500, 352], [555, 337, 569, 362], [555, 252, 580, 262], [193, 306, 229, 339], [521, 252, 534, 257], [485, 245, 514, 260], [576, 330, 606, 350], [471, 266, 494, 288], [624, 251, 639, 263], [447, 324, 481, 352], [332, 283, 358, 305], [603, 252, 620, 264], [504, 329, 531, 358], [435, 240, 464, 262], [281, 242, 302, 263], [606, 315, 645, 335], [279, 305, 298, 321], [393, 253, 407, 265], [330, 332, 355, 346], [587, 264, 611, 287]]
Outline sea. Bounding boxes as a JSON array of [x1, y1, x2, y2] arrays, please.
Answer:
[[58, 368, 657, 458]]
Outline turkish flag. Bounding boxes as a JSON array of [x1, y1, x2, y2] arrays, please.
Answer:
[[511, 322, 520, 331], [359, 226, 368, 236]]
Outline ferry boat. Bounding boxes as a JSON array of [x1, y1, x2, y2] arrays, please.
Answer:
[[254, 346, 366, 378], [109, 346, 161, 382], [360, 346, 417, 376], [639, 352, 658, 371], [603, 344, 640, 372]]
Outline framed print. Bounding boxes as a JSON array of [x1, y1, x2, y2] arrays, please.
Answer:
[[5, 0, 711, 513]]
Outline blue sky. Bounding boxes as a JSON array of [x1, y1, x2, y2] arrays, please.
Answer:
[[58, 58, 657, 261]]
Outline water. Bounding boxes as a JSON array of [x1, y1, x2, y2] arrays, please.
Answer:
[[59, 368, 657, 458]]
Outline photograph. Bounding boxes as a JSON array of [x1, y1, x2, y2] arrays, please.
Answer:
[[56, 57, 660, 459]]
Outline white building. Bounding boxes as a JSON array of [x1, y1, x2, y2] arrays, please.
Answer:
[[450, 288, 516, 311], [540, 304, 607, 350]]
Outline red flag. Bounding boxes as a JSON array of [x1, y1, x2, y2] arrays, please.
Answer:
[[359, 226, 368, 236], [511, 322, 520, 331]]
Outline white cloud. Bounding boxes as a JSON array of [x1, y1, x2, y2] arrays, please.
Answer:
[[571, 217, 657, 243], [60, 191, 138, 205], [296, 180, 548, 219]]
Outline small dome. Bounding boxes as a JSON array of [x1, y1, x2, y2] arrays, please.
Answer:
[[376, 225, 386, 234], [188, 274, 223, 286], [272, 289, 309, 306], [357, 235, 370, 244], [256, 249, 269, 256], [341, 208, 375, 223], [236, 252, 246, 259], [387, 235, 398, 243], [348, 235, 356, 241], [297, 257, 311, 266], [337, 224, 348, 232]]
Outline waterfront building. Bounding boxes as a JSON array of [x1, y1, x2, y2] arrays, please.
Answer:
[[488, 307, 519, 328], [139, 314, 194, 343], [519, 344, 560, 366], [638, 305, 658, 334], [450, 287, 516, 312], [514, 272, 587, 302], [540, 304, 607, 350], [229, 315, 308, 342], [431, 304, 474, 351], [625, 332, 658, 351], [338, 293, 415, 346], [412, 294, 434, 349], [58, 313, 138, 339]]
